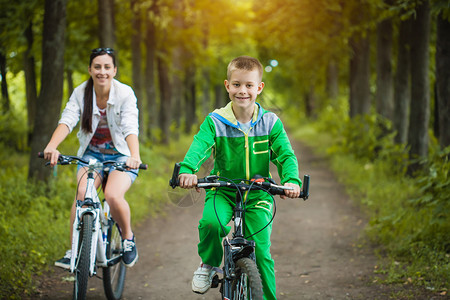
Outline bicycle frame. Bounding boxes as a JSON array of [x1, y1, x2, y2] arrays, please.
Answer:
[[70, 159, 112, 275]]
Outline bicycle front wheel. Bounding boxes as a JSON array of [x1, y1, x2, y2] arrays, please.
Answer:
[[103, 219, 127, 300], [231, 257, 264, 300], [73, 213, 94, 300]]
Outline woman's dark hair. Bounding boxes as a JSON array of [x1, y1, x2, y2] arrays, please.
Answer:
[[81, 48, 116, 133]]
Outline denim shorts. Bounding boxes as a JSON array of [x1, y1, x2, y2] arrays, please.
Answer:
[[77, 150, 138, 183]]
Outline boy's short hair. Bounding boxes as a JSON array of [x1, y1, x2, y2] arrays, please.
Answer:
[[227, 56, 263, 82]]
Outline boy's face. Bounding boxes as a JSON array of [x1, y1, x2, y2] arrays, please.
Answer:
[[224, 69, 264, 112]]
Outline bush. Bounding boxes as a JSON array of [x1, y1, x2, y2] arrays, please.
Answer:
[[0, 158, 73, 298]]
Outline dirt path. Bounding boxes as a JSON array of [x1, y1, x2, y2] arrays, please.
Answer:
[[32, 140, 442, 299]]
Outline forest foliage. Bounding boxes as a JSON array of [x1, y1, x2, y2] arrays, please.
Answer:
[[0, 0, 449, 298]]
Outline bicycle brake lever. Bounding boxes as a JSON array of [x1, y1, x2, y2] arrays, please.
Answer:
[[267, 178, 277, 185], [205, 175, 218, 181]]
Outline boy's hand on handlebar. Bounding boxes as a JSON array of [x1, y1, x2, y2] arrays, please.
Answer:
[[178, 174, 200, 192], [281, 182, 300, 199], [43, 146, 60, 167]]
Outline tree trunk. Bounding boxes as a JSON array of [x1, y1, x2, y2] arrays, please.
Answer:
[[200, 27, 211, 119], [157, 54, 171, 144], [349, 32, 371, 117], [144, 5, 157, 141], [393, 17, 411, 145], [304, 85, 315, 118], [214, 83, 226, 109], [171, 0, 184, 139], [131, 0, 143, 134], [376, 16, 393, 121], [202, 68, 211, 119], [66, 69, 74, 96], [326, 59, 338, 100], [98, 0, 116, 48], [184, 65, 196, 134], [172, 50, 183, 139], [0, 51, 10, 112], [436, 12, 450, 150], [407, 0, 431, 174], [28, 0, 68, 181], [23, 21, 38, 132]]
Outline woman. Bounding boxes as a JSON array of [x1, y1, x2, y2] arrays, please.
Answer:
[[44, 48, 141, 268]]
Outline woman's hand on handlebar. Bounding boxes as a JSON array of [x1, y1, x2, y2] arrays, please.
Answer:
[[126, 156, 142, 169], [281, 182, 300, 199], [43, 146, 61, 167], [178, 173, 200, 192]]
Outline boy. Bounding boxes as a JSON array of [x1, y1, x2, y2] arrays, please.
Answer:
[[178, 56, 301, 299]]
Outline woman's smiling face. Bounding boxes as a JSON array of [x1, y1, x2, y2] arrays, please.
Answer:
[[88, 54, 117, 88]]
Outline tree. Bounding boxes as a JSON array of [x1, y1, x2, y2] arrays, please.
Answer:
[[393, 16, 411, 145], [144, 3, 157, 141], [184, 64, 197, 133], [23, 21, 38, 132], [171, 0, 185, 138], [349, 32, 371, 117], [436, 11, 450, 149], [130, 0, 144, 132], [407, 0, 431, 173], [326, 60, 339, 100], [98, 0, 115, 48], [28, 0, 68, 180], [157, 53, 171, 144], [0, 51, 9, 112], [375, 9, 394, 121]]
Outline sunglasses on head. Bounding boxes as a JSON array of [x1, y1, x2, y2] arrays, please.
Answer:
[[91, 48, 114, 54]]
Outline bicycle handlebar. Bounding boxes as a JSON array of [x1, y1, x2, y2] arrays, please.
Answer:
[[169, 163, 309, 200], [38, 152, 148, 170]]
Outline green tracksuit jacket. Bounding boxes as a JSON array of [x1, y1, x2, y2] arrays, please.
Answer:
[[180, 102, 301, 300], [179, 101, 301, 186]]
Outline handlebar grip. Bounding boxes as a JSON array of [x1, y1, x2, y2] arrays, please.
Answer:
[[300, 175, 310, 200], [38, 152, 44, 158], [139, 164, 148, 170], [269, 186, 286, 196], [169, 163, 181, 188]]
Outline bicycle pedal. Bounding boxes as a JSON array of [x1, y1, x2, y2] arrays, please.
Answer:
[[211, 274, 220, 288]]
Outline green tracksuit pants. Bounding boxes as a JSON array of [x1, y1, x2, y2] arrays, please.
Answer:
[[197, 189, 277, 300]]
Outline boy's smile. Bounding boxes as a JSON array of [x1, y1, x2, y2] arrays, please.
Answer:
[[224, 69, 264, 113]]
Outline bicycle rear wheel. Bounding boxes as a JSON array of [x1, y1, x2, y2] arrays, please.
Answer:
[[73, 213, 94, 300], [103, 219, 127, 300], [231, 257, 263, 300]]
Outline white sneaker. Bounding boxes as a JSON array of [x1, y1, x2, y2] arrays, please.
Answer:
[[192, 263, 217, 294]]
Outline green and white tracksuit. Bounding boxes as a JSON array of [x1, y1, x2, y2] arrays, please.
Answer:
[[180, 101, 301, 300]]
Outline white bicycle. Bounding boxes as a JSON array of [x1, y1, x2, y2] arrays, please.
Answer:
[[39, 153, 147, 300]]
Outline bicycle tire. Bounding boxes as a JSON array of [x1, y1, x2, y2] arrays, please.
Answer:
[[231, 257, 263, 300], [73, 213, 94, 300], [103, 219, 127, 300]]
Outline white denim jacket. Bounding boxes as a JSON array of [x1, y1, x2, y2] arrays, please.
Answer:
[[59, 79, 139, 157]]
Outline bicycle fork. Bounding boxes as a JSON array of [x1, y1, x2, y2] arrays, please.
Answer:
[[70, 172, 103, 276]]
